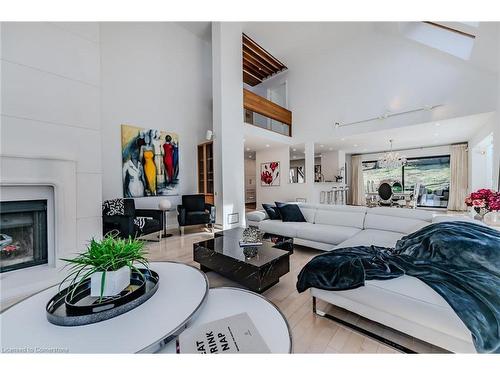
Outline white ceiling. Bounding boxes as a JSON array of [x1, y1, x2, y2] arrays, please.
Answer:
[[314, 112, 495, 154], [242, 22, 374, 63], [243, 22, 499, 74], [244, 112, 494, 156], [243, 132, 290, 152]]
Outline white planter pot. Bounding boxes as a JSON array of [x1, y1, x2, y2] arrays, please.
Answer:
[[90, 266, 131, 297]]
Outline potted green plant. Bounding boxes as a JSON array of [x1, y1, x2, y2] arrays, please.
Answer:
[[60, 235, 149, 300]]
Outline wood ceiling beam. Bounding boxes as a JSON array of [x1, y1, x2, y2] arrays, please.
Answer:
[[242, 33, 286, 70], [242, 43, 281, 71], [243, 70, 262, 86], [243, 51, 274, 75], [243, 61, 268, 80], [243, 45, 280, 73]]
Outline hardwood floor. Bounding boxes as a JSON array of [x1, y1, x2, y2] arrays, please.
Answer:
[[146, 226, 446, 354]]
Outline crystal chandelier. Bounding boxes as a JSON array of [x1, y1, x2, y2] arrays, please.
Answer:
[[378, 139, 407, 169]]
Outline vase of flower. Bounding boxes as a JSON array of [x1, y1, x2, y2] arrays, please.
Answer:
[[465, 188, 500, 222]]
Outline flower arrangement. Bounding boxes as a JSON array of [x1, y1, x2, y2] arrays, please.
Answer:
[[465, 189, 500, 214]]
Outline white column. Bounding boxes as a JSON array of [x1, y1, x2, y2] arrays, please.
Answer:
[[304, 141, 315, 202], [212, 22, 245, 229]]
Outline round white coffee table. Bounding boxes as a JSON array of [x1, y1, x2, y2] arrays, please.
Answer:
[[0, 262, 208, 353], [158, 287, 292, 353]]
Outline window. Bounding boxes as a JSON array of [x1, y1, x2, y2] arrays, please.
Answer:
[[362, 155, 451, 208]]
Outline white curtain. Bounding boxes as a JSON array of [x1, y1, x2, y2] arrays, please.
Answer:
[[351, 155, 366, 206], [448, 143, 468, 211]]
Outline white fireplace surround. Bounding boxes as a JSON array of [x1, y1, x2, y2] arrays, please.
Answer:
[[0, 155, 78, 308]]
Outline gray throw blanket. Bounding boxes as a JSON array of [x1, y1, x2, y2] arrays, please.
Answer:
[[296, 221, 500, 353]]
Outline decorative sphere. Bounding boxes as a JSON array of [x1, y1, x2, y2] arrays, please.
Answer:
[[159, 199, 172, 211]]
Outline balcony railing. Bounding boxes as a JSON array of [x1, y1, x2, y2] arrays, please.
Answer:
[[243, 88, 292, 137]]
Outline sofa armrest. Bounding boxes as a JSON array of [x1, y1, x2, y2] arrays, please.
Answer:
[[177, 205, 187, 226], [205, 204, 216, 223], [246, 210, 268, 223]]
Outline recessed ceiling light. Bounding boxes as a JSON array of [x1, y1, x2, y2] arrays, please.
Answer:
[[292, 148, 297, 152], [248, 155, 252, 158], [320, 144, 324, 148], [328, 147, 333, 151], [292, 156, 297, 159], [246, 147, 251, 151], [265, 144, 270, 148], [341, 138, 345, 141], [353, 144, 358, 147]]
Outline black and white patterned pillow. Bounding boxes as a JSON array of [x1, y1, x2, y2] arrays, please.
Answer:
[[102, 199, 125, 216]]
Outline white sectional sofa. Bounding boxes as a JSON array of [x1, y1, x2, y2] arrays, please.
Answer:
[[247, 204, 435, 251], [246, 203, 477, 353]]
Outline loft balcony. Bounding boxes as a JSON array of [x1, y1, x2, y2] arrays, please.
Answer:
[[243, 88, 292, 137]]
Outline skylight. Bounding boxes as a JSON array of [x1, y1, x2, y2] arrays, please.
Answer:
[[401, 22, 476, 60]]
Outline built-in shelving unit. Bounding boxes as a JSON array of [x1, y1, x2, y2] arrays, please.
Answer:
[[197, 141, 214, 205]]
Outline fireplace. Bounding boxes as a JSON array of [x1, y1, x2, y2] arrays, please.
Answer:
[[0, 200, 48, 273]]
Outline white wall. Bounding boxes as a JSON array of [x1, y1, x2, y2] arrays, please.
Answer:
[[244, 157, 256, 203], [1, 22, 102, 251], [469, 115, 496, 191], [100, 23, 212, 224], [255, 145, 310, 208]]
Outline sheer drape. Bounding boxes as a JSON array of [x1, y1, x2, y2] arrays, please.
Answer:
[[448, 143, 468, 211], [351, 155, 366, 206]]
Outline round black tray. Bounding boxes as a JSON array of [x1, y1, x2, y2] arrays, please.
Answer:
[[46, 268, 159, 326]]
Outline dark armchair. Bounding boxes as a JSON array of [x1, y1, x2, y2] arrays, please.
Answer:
[[177, 194, 215, 235], [102, 198, 163, 239]]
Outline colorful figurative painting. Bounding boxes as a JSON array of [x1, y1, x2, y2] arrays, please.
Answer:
[[121, 124, 179, 197], [260, 162, 280, 187]]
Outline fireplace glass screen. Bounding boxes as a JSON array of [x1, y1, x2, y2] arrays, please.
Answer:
[[0, 200, 48, 273]]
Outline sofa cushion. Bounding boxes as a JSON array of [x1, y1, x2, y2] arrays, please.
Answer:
[[334, 229, 403, 249], [275, 202, 306, 222], [314, 208, 365, 229], [298, 223, 361, 245], [182, 195, 206, 212], [364, 213, 429, 234], [185, 211, 210, 225], [368, 207, 435, 221], [262, 204, 281, 220], [299, 207, 316, 223], [258, 220, 304, 238]]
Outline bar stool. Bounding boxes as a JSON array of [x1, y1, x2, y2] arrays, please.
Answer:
[[320, 191, 327, 204]]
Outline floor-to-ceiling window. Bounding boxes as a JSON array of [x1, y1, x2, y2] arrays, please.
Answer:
[[362, 155, 451, 208]]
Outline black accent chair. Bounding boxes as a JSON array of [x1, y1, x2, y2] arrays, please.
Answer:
[[102, 198, 163, 239], [177, 194, 215, 235]]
